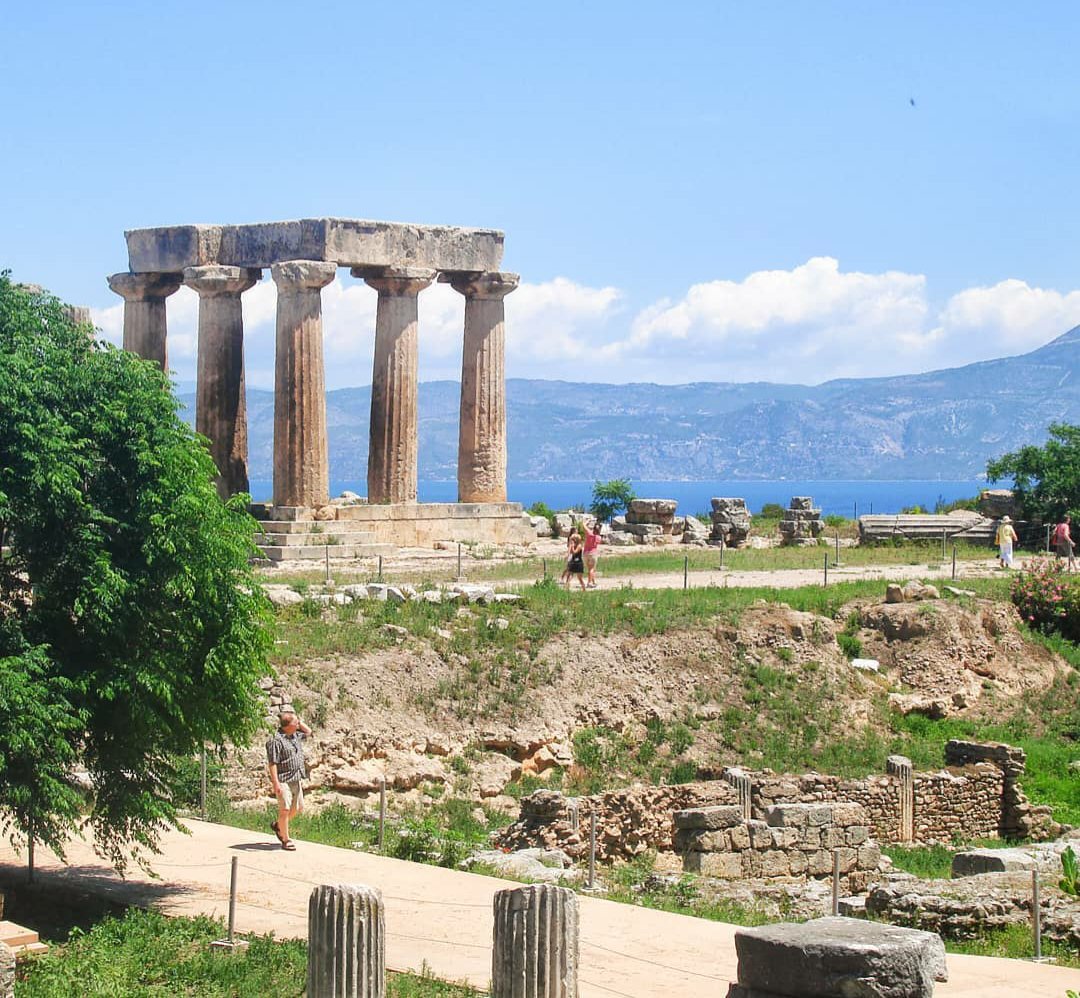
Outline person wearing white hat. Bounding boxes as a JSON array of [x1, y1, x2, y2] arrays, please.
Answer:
[[995, 515, 1018, 569]]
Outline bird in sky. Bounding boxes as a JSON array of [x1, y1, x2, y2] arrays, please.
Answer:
[[910, 97, 917, 107]]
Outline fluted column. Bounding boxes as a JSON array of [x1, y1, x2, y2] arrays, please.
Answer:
[[444, 271, 519, 503], [307, 883, 385, 998], [183, 265, 261, 498], [353, 267, 435, 504], [106, 271, 182, 370], [492, 884, 579, 998], [271, 260, 336, 509]]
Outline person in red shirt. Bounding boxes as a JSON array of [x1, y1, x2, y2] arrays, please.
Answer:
[[584, 520, 603, 589], [1053, 514, 1076, 572]]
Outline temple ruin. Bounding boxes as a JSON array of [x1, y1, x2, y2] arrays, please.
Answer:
[[108, 218, 532, 555]]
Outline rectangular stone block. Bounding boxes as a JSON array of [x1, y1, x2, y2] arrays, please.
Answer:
[[807, 849, 833, 876], [822, 827, 846, 849], [951, 847, 1035, 876], [857, 844, 882, 871], [728, 824, 751, 850], [684, 850, 744, 878], [732, 917, 947, 998], [674, 805, 744, 831], [765, 804, 809, 828], [760, 850, 791, 878], [827, 802, 870, 826], [846, 826, 869, 846], [126, 217, 504, 273], [836, 847, 858, 874], [788, 850, 808, 876], [748, 821, 773, 848]]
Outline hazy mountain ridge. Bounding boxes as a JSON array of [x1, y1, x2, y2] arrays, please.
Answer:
[[176, 327, 1080, 482]]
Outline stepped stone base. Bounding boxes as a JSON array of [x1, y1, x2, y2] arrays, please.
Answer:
[[252, 501, 533, 559]]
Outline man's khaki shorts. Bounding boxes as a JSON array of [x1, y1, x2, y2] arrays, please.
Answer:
[[276, 780, 304, 812]]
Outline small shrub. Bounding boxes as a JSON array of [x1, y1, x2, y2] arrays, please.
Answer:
[[837, 632, 862, 660], [590, 478, 636, 523], [668, 760, 698, 784], [1011, 557, 1080, 641], [1061, 845, 1079, 896]]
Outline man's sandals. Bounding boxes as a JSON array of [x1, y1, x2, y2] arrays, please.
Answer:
[[271, 820, 297, 850]]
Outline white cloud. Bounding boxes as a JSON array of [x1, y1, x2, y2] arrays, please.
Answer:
[[931, 279, 1080, 362], [88, 262, 1080, 389]]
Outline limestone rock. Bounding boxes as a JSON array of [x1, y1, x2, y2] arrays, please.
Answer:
[[682, 514, 710, 543], [342, 583, 370, 601], [674, 805, 744, 831], [462, 847, 581, 884], [472, 753, 522, 798], [448, 583, 496, 604], [710, 497, 752, 547], [264, 585, 305, 608], [0, 941, 13, 998], [730, 916, 947, 998], [332, 752, 448, 793], [530, 514, 553, 537], [952, 848, 1036, 876]]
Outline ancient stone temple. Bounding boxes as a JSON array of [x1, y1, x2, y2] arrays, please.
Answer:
[[108, 218, 531, 556]]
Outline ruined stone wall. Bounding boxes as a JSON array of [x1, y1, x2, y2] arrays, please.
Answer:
[[750, 765, 1008, 844], [499, 784, 739, 862], [675, 803, 882, 892], [497, 741, 1046, 862]]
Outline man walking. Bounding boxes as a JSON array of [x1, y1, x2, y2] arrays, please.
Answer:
[[267, 708, 311, 851]]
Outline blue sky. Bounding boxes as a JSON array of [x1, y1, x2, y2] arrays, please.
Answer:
[[4, 2, 1080, 388]]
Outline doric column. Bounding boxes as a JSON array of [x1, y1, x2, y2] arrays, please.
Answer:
[[443, 271, 519, 503], [106, 272, 182, 370], [353, 267, 435, 504], [183, 265, 261, 499], [270, 260, 337, 509]]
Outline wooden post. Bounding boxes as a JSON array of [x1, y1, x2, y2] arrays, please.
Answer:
[[683, 554, 689, 590]]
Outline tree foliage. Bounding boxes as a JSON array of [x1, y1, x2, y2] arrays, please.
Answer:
[[589, 478, 636, 523], [986, 422, 1080, 524], [0, 274, 271, 869]]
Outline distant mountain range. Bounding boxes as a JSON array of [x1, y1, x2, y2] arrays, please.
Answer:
[[175, 326, 1080, 482]]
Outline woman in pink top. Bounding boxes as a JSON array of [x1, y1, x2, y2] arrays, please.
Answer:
[[584, 521, 603, 589]]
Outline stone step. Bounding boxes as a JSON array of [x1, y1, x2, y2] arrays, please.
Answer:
[[255, 519, 380, 536], [0, 921, 38, 948], [258, 530, 378, 547], [10, 940, 49, 960], [258, 543, 397, 562]]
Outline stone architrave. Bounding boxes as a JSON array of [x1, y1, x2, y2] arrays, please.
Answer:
[[106, 271, 182, 370], [271, 260, 336, 509], [354, 267, 435, 504], [443, 271, 519, 503], [183, 265, 261, 498]]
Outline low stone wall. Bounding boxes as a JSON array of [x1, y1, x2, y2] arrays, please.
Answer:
[[750, 763, 1008, 843], [499, 784, 739, 862], [866, 872, 1080, 944], [497, 741, 1054, 864], [675, 803, 881, 892]]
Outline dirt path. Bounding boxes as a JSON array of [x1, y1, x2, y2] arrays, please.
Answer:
[[3, 822, 1077, 996]]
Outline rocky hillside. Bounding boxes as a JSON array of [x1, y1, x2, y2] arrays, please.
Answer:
[[224, 587, 1067, 812], [179, 325, 1080, 481]]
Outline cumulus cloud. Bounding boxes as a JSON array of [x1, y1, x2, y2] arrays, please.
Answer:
[[89, 261, 1080, 389]]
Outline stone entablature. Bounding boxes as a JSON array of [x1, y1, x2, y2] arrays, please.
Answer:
[[109, 217, 518, 521], [125, 218, 503, 273]]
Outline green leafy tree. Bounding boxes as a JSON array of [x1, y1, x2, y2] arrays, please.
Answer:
[[0, 275, 272, 870], [589, 478, 636, 523], [986, 422, 1080, 524]]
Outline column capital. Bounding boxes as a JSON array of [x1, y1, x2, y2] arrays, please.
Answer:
[[107, 271, 182, 302], [353, 266, 436, 297], [439, 270, 520, 300], [270, 260, 336, 292], [183, 265, 261, 298]]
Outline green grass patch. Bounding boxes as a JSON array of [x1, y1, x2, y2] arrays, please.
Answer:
[[944, 921, 1080, 968], [212, 798, 508, 870], [17, 908, 480, 996]]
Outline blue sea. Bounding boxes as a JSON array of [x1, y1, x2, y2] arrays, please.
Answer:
[[247, 479, 988, 518]]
